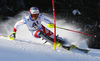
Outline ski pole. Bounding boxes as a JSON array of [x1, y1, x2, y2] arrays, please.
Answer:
[[47, 24, 96, 37]]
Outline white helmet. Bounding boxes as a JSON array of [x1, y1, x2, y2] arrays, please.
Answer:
[[30, 7, 39, 14]]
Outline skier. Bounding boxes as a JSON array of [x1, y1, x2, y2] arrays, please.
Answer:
[[4, 7, 89, 53], [9, 7, 65, 47]]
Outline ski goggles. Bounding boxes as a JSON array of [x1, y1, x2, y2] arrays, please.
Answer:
[[31, 14, 39, 18]]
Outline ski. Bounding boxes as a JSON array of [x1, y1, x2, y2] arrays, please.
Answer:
[[62, 45, 90, 53], [0, 35, 90, 53], [76, 47, 90, 53]]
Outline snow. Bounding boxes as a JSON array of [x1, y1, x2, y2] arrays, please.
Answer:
[[0, 38, 100, 61], [0, 12, 100, 61]]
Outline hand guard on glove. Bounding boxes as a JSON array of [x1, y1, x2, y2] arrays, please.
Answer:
[[9, 32, 16, 40]]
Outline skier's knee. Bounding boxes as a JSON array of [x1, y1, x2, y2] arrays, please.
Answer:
[[34, 30, 41, 38]]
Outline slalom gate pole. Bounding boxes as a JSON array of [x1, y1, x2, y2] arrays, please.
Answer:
[[52, 0, 56, 50]]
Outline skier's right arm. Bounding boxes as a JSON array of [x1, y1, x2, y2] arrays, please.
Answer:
[[9, 17, 27, 40]]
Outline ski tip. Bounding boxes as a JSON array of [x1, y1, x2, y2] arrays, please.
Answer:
[[86, 50, 90, 54], [94, 35, 96, 37]]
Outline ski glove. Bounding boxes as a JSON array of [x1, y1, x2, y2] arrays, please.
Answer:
[[9, 32, 16, 40], [47, 23, 54, 28]]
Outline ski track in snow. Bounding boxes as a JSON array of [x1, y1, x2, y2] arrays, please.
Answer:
[[0, 13, 100, 61], [0, 38, 100, 61]]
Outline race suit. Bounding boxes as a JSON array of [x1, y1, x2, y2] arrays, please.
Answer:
[[13, 14, 54, 38]]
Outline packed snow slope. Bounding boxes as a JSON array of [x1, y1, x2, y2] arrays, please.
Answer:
[[0, 12, 100, 61]]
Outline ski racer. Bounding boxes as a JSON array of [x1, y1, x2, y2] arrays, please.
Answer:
[[8, 7, 89, 53], [9, 7, 65, 47]]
